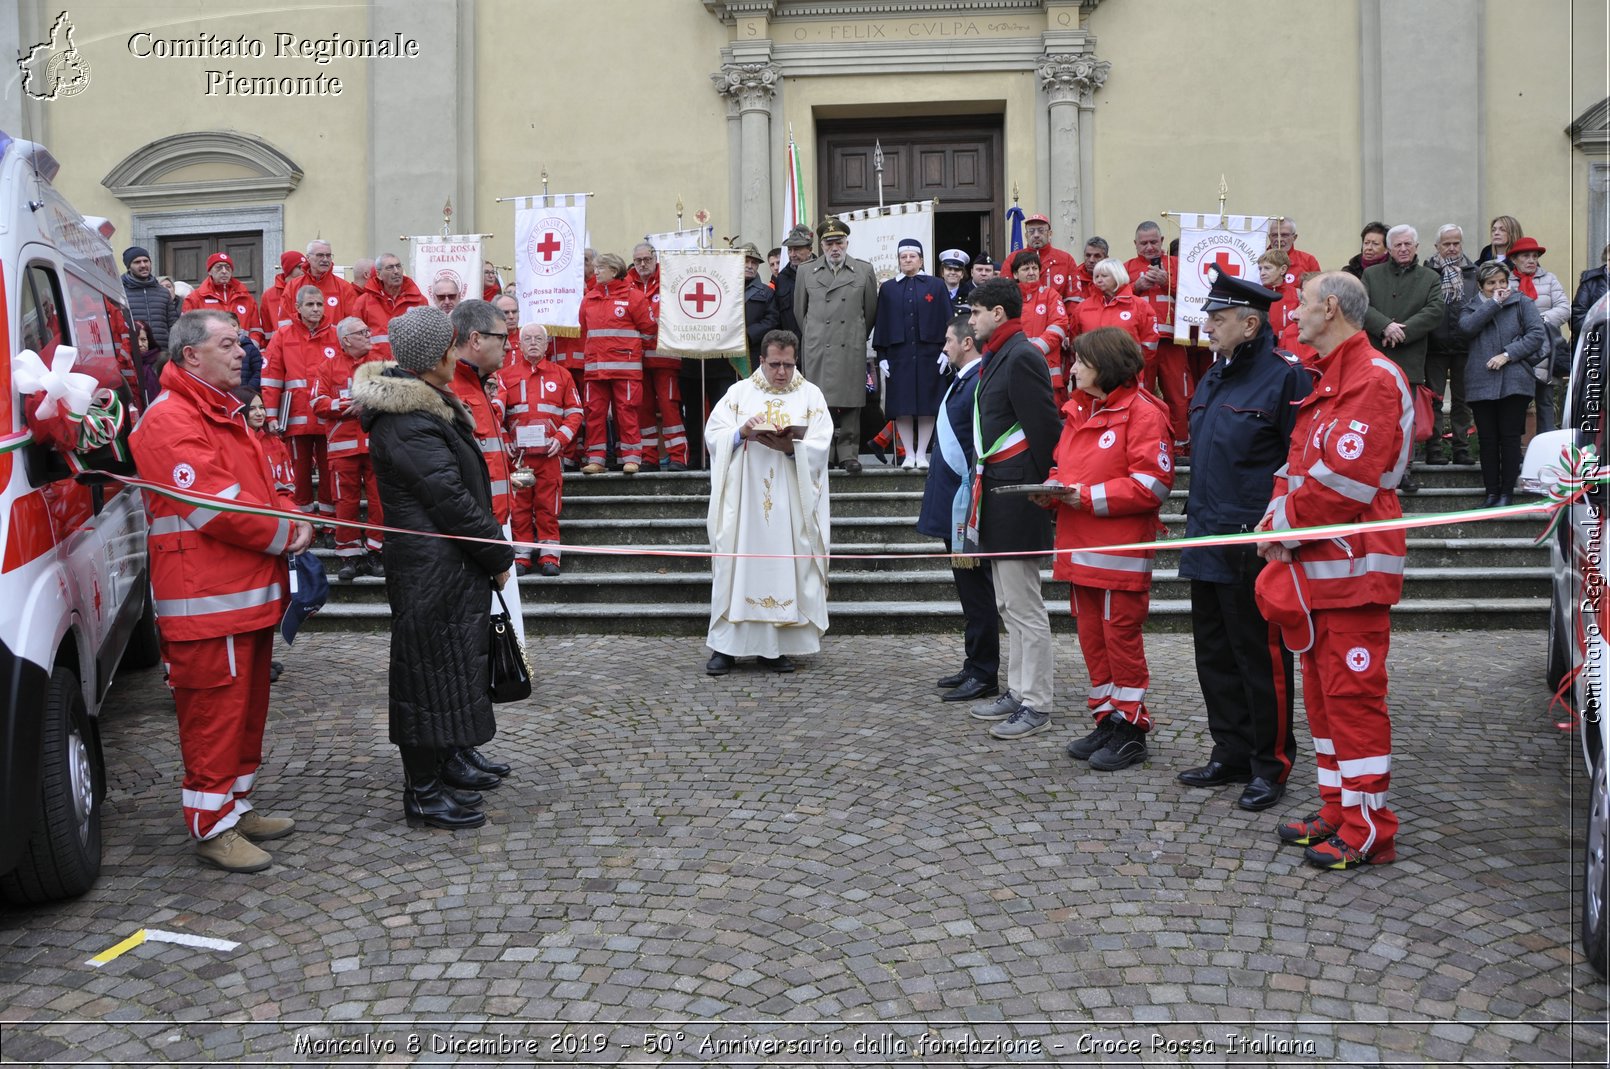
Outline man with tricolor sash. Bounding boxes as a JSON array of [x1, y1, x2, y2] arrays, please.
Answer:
[[961, 278, 1063, 741]]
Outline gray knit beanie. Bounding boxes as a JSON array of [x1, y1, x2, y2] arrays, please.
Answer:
[[387, 307, 455, 374]]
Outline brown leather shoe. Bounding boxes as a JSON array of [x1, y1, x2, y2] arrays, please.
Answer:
[[622, 462, 640, 475], [580, 462, 605, 475], [235, 810, 295, 842], [195, 828, 272, 873]]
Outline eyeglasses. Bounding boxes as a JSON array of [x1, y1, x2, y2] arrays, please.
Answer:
[[480, 330, 508, 341], [632, 256, 655, 265], [763, 361, 796, 371]]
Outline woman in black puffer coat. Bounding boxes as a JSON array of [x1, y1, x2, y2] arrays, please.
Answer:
[[353, 307, 515, 829]]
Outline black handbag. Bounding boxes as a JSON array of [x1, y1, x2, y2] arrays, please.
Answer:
[[487, 587, 531, 703]]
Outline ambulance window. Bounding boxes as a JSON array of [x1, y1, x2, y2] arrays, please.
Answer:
[[20, 265, 69, 359]]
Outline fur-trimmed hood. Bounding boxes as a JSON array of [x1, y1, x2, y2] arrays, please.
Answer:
[[354, 362, 475, 431]]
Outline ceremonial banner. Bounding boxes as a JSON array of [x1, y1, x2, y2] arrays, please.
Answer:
[[781, 128, 807, 242], [1006, 203, 1025, 253], [643, 226, 712, 253], [843, 200, 934, 284], [411, 235, 482, 311], [513, 194, 588, 336], [1172, 212, 1270, 342], [656, 249, 746, 359]]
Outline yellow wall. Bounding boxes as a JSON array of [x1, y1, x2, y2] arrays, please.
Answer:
[[32, 0, 371, 279], [475, 0, 731, 271], [1087, 0, 1363, 268]]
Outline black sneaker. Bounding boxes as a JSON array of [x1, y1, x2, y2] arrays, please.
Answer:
[[337, 559, 359, 582], [1089, 718, 1148, 771], [365, 550, 385, 578], [1066, 718, 1116, 761]]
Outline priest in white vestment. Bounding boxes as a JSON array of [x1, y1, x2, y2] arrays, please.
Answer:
[[704, 329, 833, 674]]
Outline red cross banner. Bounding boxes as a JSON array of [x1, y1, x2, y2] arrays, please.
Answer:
[[1173, 212, 1270, 342], [656, 249, 746, 358], [514, 195, 588, 337], [411, 234, 484, 313]]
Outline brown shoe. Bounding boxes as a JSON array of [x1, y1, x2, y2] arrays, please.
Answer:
[[195, 828, 272, 873], [235, 810, 295, 842], [622, 462, 640, 475], [580, 462, 605, 475]]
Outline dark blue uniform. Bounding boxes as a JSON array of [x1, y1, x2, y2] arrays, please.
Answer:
[[1181, 326, 1311, 788], [872, 272, 951, 416]]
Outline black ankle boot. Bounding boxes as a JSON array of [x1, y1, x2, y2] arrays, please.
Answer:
[[1494, 493, 1512, 507], [404, 779, 487, 829], [445, 785, 483, 807], [441, 750, 501, 791], [1481, 493, 1500, 508], [463, 748, 511, 778]]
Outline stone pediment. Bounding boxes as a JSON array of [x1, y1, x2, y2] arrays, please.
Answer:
[[703, 0, 1098, 21], [103, 131, 303, 211], [1569, 97, 1610, 152]]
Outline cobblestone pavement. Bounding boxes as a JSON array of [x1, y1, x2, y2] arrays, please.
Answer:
[[0, 629, 1606, 1067]]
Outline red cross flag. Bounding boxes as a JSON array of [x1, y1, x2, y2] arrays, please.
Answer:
[[1172, 212, 1270, 343], [514, 194, 588, 337], [657, 249, 746, 359]]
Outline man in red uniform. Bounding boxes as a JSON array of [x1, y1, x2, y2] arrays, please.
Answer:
[[502, 323, 582, 576], [1011, 251, 1071, 402], [260, 250, 308, 341], [626, 243, 688, 471], [1003, 213, 1078, 304], [1125, 221, 1193, 448], [354, 252, 428, 361], [1268, 218, 1322, 276], [184, 253, 263, 347], [129, 310, 314, 872], [549, 247, 595, 469], [262, 285, 338, 520], [494, 293, 521, 364], [303, 239, 358, 322], [1257, 271, 1411, 870], [311, 317, 386, 580]]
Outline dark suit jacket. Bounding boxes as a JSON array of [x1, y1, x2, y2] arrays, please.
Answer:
[[917, 359, 982, 544], [972, 325, 1061, 554]]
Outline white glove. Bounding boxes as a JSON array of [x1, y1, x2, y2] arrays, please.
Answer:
[[879, 359, 890, 378], [936, 352, 950, 372]]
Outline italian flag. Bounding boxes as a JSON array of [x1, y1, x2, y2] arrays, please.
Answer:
[[782, 126, 806, 240]]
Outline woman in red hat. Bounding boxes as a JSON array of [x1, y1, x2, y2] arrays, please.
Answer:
[[1505, 236, 1569, 431]]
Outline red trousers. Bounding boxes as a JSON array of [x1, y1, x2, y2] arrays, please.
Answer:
[[1071, 584, 1153, 731], [329, 452, 382, 555], [287, 434, 333, 515], [566, 368, 587, 462], [511, 454, 565, 565], [1301, 605, 1397, 854], [1154, 339, 1194, 446], [636, 367, 687, 466], [162, 626, 275, 841], [584, 376, 641, 464]]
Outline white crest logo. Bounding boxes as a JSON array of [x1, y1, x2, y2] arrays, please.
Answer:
[[1346, 647, 1371, 673], [1337, 432, 1365, 461], [172, 463, 196, 489], [1119, 311, 1131, 321], [1157, 447, 1172, 472], [326, 296, 339, 307], [19, 13, 90, 101], [1098, 429, 1117, 449]]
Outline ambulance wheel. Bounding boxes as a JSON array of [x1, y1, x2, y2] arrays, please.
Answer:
[[0, 667, 103, 905], [120, 582, 162, 671], [1584, 751, 1609, 978]]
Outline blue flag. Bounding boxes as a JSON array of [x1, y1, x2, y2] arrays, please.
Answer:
[[1006, 205, 1025, 253]]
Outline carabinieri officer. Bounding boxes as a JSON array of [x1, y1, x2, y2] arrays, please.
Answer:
[[1176, 268, 1312, 811]]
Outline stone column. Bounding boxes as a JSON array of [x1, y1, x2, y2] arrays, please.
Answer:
[[712, 63, 779, 249], [1038, 53, 1109, 242]]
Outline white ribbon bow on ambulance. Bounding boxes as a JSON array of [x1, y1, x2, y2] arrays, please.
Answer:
[[13, 345, 97, 419]]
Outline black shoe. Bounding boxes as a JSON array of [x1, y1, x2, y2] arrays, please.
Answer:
[[706, 651, 735, 675], [1176, 760, 1251, 788], [337, 560, 359, 582], [269, 661, 284, 684], [1452, 450, 1474, 466], [1481, 493, 1500, 508], [1398, 472, 1419, 494], [872, 444, 888, 464], [515, 561, 531, 577], [1089, 719, 1149, 772], [440, 751, 501, 791], [463, 748, 511, 778], [941, 677, 999, 702], [1237, 777, 1286, 812], [365, 551, 385, 578], [404, 779, 487, 829], [841, 458, 862, 474], [1425, 450, 1451, 466], [1066, 718, 1117, 762], [1494, 493, 1512, 507], [539, 562, 561, 577], [759, 654, 795, 673], [668, 460, 688, 472], [445, 785, 483, 808], [937, 670, 970, 689]]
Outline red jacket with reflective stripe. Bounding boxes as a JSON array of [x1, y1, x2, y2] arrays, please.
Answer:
[[1018, 281, 1070, 391], [499, 353, 583, 458], [302, 269, 358, 324], [257, 427, 293, 494], [624, 267, 675, 371], [451, 360, 513, 524], [1262, 330, 1410, 609], [1046, 382, 1174, 590], [1005, 245, 1078, 301], [259, 273, 300, 340], [311, 348, 386, 456], [129, 361, 295, 641], [353, 275, 429, 361], [261, 319, 340, 437], [579, 278, 654, 380], [1124, 254, 1178, 337], [1071, 286, 1158, 352], [183, 278, 262, 345]]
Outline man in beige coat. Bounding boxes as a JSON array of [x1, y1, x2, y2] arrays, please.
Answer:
[[794, 216, 879, 472]]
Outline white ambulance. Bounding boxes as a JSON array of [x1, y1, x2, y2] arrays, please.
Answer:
[[0, 131, 156, 904], [1519, 291, 1610, 977]]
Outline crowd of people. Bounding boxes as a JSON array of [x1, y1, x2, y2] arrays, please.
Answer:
[[114, 210, 1607, 874]]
